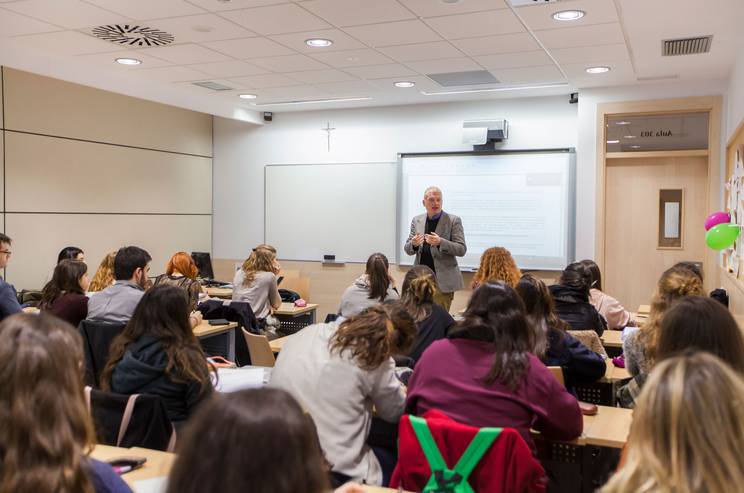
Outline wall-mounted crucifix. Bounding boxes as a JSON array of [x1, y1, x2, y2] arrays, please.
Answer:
[[322, 121, 336, 152]]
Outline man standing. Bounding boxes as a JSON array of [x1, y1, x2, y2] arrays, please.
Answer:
[[404, 186, 466, 311], [0, 233, 22, 321]]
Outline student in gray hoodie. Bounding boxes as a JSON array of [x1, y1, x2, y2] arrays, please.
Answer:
[[338, 253, 399, 319]]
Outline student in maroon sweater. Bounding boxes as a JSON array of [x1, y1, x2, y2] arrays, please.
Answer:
[[406, 282, 582, 451], [39, 259, 90, 327]]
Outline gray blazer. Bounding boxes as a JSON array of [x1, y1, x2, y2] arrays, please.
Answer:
[[404, 211, 466, 292]]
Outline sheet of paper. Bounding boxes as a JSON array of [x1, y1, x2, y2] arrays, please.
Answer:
[[214, 367, 266, 393], [134, 477, 168, 493], [664, 202, 680, 238]]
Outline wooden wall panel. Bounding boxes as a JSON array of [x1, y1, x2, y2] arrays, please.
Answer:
[[5, 132, 212, 214], [2, 68, 212, 157], [5, 213, 211, 289]]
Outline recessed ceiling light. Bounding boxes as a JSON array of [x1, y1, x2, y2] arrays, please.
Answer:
[[606, 140, 620, 144], [394, 81, 416, 88], [115, 57, 142, 65], [238, 94, 257, 99], [552, 10, 585, 21], [306, 38, 333, 48], [586, 66, 611, 74]]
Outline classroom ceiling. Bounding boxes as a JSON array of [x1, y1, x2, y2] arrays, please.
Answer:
[[0, 0, 741, 120]]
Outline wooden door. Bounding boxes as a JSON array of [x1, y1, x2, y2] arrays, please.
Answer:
[[604, 156, 707, 311]]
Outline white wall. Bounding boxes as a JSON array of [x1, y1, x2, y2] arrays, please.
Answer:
[[213, 96, 578, 260], [727, 46, 744, 140]]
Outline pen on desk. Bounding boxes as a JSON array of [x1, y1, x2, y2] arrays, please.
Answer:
[[112, 465, 133, 475]]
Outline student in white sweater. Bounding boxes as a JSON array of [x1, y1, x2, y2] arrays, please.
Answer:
[[270, 303, 416, 486], [338, 253, 399, 319]]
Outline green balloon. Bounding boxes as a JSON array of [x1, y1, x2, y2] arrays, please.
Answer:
[[706, 223, 741, 250]]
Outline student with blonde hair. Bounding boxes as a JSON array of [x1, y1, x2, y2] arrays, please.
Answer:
[[603, 352, 744, 493], [232, 247, 281, 322], [472, 246, 521, 289], [88, 251, 116, 292]]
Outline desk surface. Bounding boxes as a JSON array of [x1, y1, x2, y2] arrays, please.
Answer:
[[274, 302, 318, 316], [269, 332, 293, 352], [601, 330, 623, 348], [90, 445, 176, 486], [603, 360, 631, 381], [193, 320, 237, 339], [205, 287, 233, 298], [582, 405, 633, 448]]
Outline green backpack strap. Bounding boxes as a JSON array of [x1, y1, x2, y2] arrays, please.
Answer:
[[409, 415, 502, 493]]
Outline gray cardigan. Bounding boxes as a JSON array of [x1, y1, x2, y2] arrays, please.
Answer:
[[337, 274, 399, 318]]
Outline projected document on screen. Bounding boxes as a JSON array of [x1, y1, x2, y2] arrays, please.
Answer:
[[398, 151, 575, 271]]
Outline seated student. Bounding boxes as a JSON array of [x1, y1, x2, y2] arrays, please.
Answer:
[[549, 262, 607, 335], [580, 259, 635, 330], [39, 259, 90, 327], [338, 252, 399, 318], [0, 233, 22, 321], [58, 246, 85, 263], [399, 265, 454, 365], [406, 282, 582, 452], [270, 303, 416, 486], [472, 246, 521, 289], [166, 388, 364, 493], [101, 285, 214, 425], [87, 246, 151, 324], [0, 313, 132, 493], [88, 251, 116, 293], [516, 274, 606, 392], [232, 247, 282, 323], [602, 352, 744, 493], [154, 252, 203, 312]]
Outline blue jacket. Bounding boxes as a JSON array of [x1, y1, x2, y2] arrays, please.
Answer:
[[0, 277, 22, 321], [544, 329, 606, 392]]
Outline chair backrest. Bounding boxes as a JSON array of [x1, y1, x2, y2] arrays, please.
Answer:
[[241, 327, 276, 367], [567, 329, 608, 359], [547, 366, 565, 387], [78, 319, 127, 387]]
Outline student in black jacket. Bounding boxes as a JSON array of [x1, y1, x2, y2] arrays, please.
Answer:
[[101, 285, 214, 425], [549, 262, 607, 336], [517, 274, 606, 393]]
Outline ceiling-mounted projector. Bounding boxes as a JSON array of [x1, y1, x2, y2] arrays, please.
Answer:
[[462, 119, 509, 145]]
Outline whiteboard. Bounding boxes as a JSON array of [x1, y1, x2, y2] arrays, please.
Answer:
[[265, 163, 397, 262], [398, 151, 575, 270]]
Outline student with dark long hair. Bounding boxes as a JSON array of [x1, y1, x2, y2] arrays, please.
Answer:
[[516, 274, 606, 392], [550, 262, 607, 335], [101, 285, 214, 424], [39, 259, 90, 327], [580, 259, 635, 330], [338, 253, 399, 318], [406, 282, 582, 451], [0, 313, 132, 493], [58, 246, 85, 263], [400, 265, 454, 365], [271, 303, 416, 486], [167, 388, 364, 493]]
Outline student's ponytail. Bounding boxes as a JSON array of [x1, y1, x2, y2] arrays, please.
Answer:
[[366, 253, 391, 302]]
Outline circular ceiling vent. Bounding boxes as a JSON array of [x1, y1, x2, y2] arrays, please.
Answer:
[[91, 25, 174, 47]]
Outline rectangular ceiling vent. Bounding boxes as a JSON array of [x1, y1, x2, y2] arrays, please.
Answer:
[[192, 81, 232, 91], [508, 0, 563, 7], [427, 70, 499, 87], [662, 36, 712, 56]]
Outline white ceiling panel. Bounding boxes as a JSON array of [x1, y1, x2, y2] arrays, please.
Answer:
[[452, 32, 541, 56], [85, 0, 205, 20], [534, 23, 625, 49], [269, 29, 366, 53], [17, 30, 123, 55], [188, 60, 270, 77], [344, 63, 417, 79], [260, 84, 330, 100], [475, 50, 555, 69], [309, 48, 394, 67], [378, 41, 464, 62], [139, 43, 232, 64], [299, 0, 415, 27], [203, 36, 295, 58], [250, 53, 330, 72], [549, 43, 629, 65], [145, 13, 255, 43], [184, 0, 289, 12], [228, 73, 299, 88], [399, 0, 508, 17], [135, 65, 209, 82], [514, 0, 619, 31], [406, 57, 483, 74], [316, 79, 379, 96], [344, 20, 442, 47], [491, 65, 565, 85], [283, 68, 358, 84], [74, 50, 174, 69], [0, 8, 60, 36], [219, 4, 330, 35], [424, 9, 524, 40], [2, 0, 132, 30]]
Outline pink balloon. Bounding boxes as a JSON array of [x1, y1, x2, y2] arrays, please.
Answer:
[[705, 211, 731, 231]]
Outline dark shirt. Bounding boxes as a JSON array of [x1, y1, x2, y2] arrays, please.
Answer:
[[154, 274, 201, 312], [419, 214, 441, 273], [43, 292, 88, 327], [549, 284, 607, 336], [544, 329, 606, 393], [0, 276, 22, 322], [407, 303, 454, 365]]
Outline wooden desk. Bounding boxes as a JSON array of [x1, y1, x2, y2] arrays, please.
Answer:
[[90, 444, 175, 486], [205, 287, 232, 299], [194, 321, 238, 361], [601, 330, 622, 349], [582, 406, 632, 449], [274, 302, 319, 333], [603, 361, 631, 381], [269, 333, 291, 353], [637, 304, 650, 316]]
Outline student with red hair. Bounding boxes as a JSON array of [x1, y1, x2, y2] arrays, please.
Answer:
[[154, 252, 203, 312]]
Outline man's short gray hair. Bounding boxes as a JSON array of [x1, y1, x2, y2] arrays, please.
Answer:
[[423, 186, 442, 198]]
